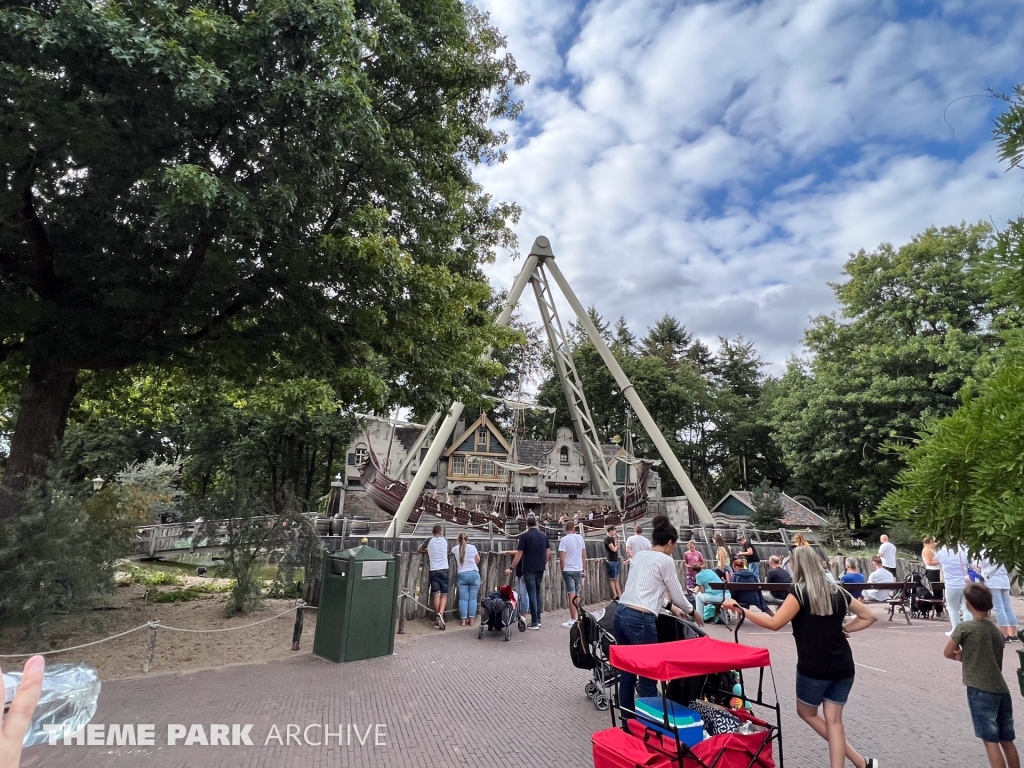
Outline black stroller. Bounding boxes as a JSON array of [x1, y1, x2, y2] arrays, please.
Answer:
[[572, 597, 619, 711], [908, 572, 945, 620], [571, 597, 708, 712], [478, 584, 527, 641]]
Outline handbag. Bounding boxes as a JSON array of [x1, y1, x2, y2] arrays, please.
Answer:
[[959, 551, 984, 584]]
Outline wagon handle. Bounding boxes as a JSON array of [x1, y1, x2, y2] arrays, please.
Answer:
[[732, 608, 746, 643]]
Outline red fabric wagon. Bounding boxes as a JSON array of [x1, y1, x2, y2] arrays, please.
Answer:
[[592, 635, 783, 768]]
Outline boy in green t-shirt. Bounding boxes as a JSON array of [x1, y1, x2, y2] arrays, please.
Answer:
[[944, 582, 1020, 768]]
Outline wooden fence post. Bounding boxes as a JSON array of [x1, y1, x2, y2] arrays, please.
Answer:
[[143, 622, 158, 675], [291, 604, 304, 650]]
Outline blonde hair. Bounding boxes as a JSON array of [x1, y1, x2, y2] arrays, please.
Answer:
[[790, 546, 846, 617], [922, 535, 936, 545], [792, 533, 809, 547], [457, 532, 469, 566]]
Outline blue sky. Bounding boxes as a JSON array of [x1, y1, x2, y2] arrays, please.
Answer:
[[472, 0, 1024, 369]]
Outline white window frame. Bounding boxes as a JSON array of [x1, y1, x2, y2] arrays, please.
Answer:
[[451, 455, 465, 475], [354, 446, 369, 466]]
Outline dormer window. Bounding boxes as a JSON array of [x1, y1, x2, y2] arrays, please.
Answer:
[[560, 446, 569, 464]]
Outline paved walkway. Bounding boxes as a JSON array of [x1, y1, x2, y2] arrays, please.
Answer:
[[21, 602, 1024, 768]]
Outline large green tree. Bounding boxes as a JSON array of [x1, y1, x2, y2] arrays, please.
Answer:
[[771, 222, 1016, 525], [0, 0, 524, 515], [878, 86, 1024, 567]]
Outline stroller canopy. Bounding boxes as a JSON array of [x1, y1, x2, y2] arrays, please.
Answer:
[[609, 636, 771, 681]]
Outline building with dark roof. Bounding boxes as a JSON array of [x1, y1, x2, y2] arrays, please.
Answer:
[[710, 490, 828, 529]]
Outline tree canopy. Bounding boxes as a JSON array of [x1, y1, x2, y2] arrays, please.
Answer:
[[0, 0, 525, 513], [770, 222, 1016, 526]]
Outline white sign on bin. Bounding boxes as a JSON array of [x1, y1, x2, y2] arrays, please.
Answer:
[[361, 561, 387, 579]]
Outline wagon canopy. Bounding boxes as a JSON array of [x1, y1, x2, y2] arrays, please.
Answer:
[[609, 636, 771, 681]]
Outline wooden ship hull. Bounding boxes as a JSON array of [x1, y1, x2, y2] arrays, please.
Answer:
[[359, 450, 652, 535]]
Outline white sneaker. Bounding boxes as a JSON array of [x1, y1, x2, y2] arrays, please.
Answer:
[[562, 620, 575, 628]]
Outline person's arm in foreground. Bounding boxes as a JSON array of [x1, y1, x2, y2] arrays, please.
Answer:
[[1, 655, 45, 768], [724, 594, 800, 630], [662, 559, 704, 625], [842, 597, 876, 633], [943, 636, 962, 662]]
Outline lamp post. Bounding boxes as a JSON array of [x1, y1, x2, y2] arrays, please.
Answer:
[[91, 476, 105, 492]]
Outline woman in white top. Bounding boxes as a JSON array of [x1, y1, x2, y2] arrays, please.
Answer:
[[975, 554, 1018, 641], [614, 516, 702, 717], [934, 543, 970, 635], [452, 533, 481, 626]]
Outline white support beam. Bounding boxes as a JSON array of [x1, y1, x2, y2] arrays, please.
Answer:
[[543, 256, 714, 524], [384, 253, 541, 537], [531, 260, 619, 506], [394, 410, 442, 480]]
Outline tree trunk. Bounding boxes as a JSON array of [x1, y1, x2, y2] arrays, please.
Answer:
[[0, 363, 78, 520]]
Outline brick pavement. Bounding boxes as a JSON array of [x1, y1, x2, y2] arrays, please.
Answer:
[[20, 600, 1024, 768]]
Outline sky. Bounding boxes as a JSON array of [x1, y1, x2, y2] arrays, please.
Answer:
[[471, 0, 1024, 370]]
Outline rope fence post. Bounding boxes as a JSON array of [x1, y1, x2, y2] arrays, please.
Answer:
[[291, 603, 304, 650], [143, 621, 158, 675]]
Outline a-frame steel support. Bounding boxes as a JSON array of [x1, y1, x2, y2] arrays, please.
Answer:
[[385, 238, 713, 537]]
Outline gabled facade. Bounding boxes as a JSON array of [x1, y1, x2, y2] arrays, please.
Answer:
[[710, 490, 828, 528], [343, 419, 661, 500], [441, 414, 512, 492]]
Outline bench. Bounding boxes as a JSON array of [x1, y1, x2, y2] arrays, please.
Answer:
[[706, 581, 918, 625]]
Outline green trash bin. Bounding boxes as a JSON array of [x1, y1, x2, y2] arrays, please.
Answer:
[[313, 544, 399, 663]]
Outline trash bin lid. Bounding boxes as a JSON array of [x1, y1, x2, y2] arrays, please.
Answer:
[[331, 544, 393, 562]]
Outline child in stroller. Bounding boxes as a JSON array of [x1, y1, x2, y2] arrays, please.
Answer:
[[478, 584, 527, 641]]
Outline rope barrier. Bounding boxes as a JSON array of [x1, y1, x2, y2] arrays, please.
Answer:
[[0, 601, 309, 658], [0, 623, 154, 659], [155, 602, 306, 633]]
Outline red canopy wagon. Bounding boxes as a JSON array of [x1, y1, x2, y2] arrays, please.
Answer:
[[592, 633, 783, 768]]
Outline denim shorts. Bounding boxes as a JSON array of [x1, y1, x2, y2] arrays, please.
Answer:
[[428, 569, 449, 595], [606, 561, 620, 580], [562, 570, 583, 595], [795, 672, 854, 706], [967, 687, 1016, 743]]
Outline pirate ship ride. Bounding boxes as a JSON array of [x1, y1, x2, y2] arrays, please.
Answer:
[[367, 236, 715, 537], [358, 408, 657, 536]]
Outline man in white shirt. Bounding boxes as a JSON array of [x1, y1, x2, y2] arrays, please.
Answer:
[[625, 524, 651, 560], [877, 534, 898, 577], [417, 524, 450, 629], [558, 520, 587, 627], [863, 556, 895, 603]]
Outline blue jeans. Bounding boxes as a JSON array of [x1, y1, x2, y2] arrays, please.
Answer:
[[992, 588, 1018, 630], [456, 570, 481, 620], [517, 576, 530, 616], [523, 570, 544, 625], [562, 570, 583, 596], [613, 606, 658, 716], [968, 687, 1016, 742]]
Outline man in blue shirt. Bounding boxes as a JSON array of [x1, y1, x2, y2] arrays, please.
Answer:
[[730, 558, 774, 615], [839, 558, 867, 599], [505, 516, 550, 629]]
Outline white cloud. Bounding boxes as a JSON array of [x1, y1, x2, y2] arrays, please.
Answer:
[[474, 0, 1024, 370]]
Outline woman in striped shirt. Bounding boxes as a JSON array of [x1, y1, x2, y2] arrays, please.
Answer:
[[614, 516, 703, 717]]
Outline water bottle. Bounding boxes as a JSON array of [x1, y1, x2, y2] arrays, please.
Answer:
[[2, 664, 101, 747]]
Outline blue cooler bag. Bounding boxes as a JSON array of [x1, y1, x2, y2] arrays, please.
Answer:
[[635, 697, 705, 747]]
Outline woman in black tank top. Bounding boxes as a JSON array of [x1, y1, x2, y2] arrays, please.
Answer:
[[723, 547, 880, 768]]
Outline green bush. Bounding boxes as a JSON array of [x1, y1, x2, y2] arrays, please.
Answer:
[[146, 587, 201, 603], [191, 484, 323, 617], [119, 566, 183, 586], [0, 477, 137, 628]]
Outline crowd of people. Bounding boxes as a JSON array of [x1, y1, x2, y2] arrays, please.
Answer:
[[2, 520, 1020, 768]]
